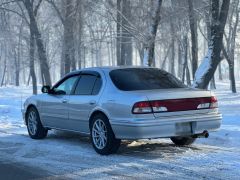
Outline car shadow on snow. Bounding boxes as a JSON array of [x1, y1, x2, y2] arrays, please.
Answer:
[[46, 130, 203, 159], [117, 140, 202, 159]]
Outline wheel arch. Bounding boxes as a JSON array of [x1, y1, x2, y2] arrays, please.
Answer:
[[89, 110, 110, 129], [25, 104, 38, 124]]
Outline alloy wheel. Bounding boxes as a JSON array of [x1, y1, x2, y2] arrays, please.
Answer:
[[28, 111, 37, 135], [92, 119, 107, 149]]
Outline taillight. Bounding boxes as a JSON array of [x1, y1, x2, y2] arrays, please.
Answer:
[[132, 101, 152, 114], [197, 103, 210, 109], [132, 100, 168, 114], [150, 101, 168, 113], [210, 96, 218, 109], [197, 96, 218, 109]]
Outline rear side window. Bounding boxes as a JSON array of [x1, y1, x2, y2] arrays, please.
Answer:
[[74, 74, 102, 95], [109, 68, 186, 91], [74, 75, 96, 95], [92, 77, 102, 95]]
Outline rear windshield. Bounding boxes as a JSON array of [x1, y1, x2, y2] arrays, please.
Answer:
[[109, 68, 187, 91]]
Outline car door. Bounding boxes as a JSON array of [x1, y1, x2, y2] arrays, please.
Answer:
[[41, 75, 79, 129], [68, 72, 103, 133]]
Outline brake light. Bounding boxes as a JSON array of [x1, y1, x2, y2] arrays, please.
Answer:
[[210, 96, 218, 109], [150, 101, 168, 112], [132, 101, 168, 114], [132, 101, 152, 114], [197, 96, 218, 109]]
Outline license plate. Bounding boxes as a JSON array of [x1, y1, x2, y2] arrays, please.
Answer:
[[175, 122, 192, 134]]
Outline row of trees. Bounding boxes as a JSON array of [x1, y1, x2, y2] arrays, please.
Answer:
[[0, 0, 238, 94]]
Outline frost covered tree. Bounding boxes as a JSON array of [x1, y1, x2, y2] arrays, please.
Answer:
[[222, 0, 239, 93], [22, 0, 52, 86], [193, 0, 230, 89], [47, 0, 78, 76], [120, 0, 132, 65], [187, 0, 198, 78], [0, 0, 239, 94], [143, 0, 162, 67]]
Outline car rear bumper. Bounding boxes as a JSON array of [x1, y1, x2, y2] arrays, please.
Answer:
[[110, 113, 222, 139]]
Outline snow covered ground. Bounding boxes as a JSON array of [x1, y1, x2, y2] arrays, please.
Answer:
[[0, 82, 240, 179]]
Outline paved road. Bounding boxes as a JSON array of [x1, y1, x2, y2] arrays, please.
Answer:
[[0, 159, 51, 180]]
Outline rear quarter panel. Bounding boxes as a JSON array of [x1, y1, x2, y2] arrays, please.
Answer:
[[98, 70, 155, 124]]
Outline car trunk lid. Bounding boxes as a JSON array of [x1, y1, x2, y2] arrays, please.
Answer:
[[130, 88, 213, 117]]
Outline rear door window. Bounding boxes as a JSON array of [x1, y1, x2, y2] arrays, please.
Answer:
[[92, 77, 102, 95], [109, 68, 186, 91], [74, 75, 97, 95], [74, 73, 102, 95]]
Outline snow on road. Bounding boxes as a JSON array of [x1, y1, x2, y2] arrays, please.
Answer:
[[0, 82, 240, 179]]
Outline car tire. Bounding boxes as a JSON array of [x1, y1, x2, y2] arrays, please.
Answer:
[[170, 136, 196, 146], [26, 107, 48, 139], [90, 114, 121, 155]]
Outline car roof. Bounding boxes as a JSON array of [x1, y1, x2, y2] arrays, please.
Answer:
[[69, 66, 157, 74]]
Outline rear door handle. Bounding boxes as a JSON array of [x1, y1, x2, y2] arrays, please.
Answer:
[[62, 99, 68, 103], [89, 100, 96, 105]]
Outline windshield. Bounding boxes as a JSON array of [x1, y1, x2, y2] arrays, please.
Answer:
[[109, 68, 187, 91]]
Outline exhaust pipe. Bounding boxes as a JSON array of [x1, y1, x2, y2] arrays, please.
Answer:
[[192, 130, 209, 138]]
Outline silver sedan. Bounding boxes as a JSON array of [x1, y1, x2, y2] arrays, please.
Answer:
[[22, 67, 222, 155]]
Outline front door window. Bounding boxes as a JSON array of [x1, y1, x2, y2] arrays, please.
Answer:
[[54, 76, 79, 95]]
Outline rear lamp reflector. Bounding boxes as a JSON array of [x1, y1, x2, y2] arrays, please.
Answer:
[[150, 101, 168, 112], [197, 103, 210, 109]]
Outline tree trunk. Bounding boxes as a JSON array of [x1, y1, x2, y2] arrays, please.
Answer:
[[188, 0, 198, 78], [27, 72, 31, 86], [186, 66, 191, 86], [170, 19, 175, 75], [226, 0, 239, 93], [143, 0, 163, 66], [222, 45, 237, 93], [23, 0, 52, 86], [193, 0, 230, 89], [120, 0, 132, 65], [63, 0, 75, 74], [178, 42, 182, 78], [83, 46, 86, 68], [229, 62, 236, 93], [182, 35, 190, 85], [210, 76, 216, 89], [60, 37, 65, 77], [15, 20, 23, 86], [14, 49, 20, 86], [76, 0, 83, 70], [116, 0, 121, 65], [218, 62, 223, 80], [29, 23, 37, 94], [1, 58, 7, 87]]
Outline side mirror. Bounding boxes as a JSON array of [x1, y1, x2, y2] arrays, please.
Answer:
[[41, 85, 51, 93]]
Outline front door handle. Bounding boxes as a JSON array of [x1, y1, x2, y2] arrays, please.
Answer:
[[89, 100, 96, 105], [62, 99, 68, 103]]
